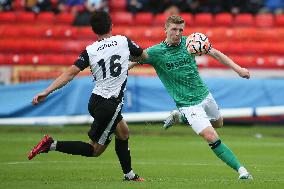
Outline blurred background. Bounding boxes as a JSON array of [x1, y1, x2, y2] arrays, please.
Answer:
[[0, 0, 284, 125]]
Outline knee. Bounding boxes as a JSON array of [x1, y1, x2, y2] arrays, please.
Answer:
[[117, 133, 129, 140], [200, 128, 218, 142], [89, 143, 106, 157], [92, 148, 103, 157], [116, 128, 129, 140]]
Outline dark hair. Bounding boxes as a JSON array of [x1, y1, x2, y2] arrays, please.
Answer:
[[90, 11, 112, 35]]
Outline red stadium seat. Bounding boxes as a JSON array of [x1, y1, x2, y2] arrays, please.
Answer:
[[77, 27, 97, 39], [111, 12, 133, 25], [0, 40, 21, 53], [134, 13, 154, 26], [13, 0, 25, 11], [0, 12, 16, 23], [194, 13, 213, 27], [255, 14, 274, 28], [5, 54, 25, 64], [0, 27, 21, 38], [153, 13, 168, 26], [109, 0, 126, 12], [143, 27, 165, 41], [0, 54, 5, 65], [37, 12, 55, 25], [47, 27, 78, 39], [214, 13, 233, 27], [234, 14, 254, 27], [179, 13, 193, 27], [275, 14, 284, 27], [22, 54, 42, 65], [41, 54, 69, 65], [16, 12, 36, 24], [55, 13, 74, 25]]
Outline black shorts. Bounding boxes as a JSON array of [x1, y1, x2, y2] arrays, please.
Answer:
[[87, 93, 123, 145]]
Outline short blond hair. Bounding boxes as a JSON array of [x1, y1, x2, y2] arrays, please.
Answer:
[[165, 15, 185, 28]]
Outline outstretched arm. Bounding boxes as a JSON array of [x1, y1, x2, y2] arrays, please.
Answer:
[[128, 50, 148, 70], [32, 65, 81, 105], [208, 48, 250, 79]]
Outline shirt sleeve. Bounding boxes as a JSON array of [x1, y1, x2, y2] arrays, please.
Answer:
[[138, 47, 153, 65], [126, 37, 143, 57], [74, 50, 90, 71]]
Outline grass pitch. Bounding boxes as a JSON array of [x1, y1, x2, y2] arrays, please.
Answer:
[[0, 124, 284, 189]]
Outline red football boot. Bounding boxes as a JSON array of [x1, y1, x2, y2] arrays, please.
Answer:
[[28, 135, 54, 160]]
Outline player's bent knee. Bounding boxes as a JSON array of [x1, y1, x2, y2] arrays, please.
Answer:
[[92, 148, 105, 157], [90, 142, 107, 157], [116, 133, 129, 140]]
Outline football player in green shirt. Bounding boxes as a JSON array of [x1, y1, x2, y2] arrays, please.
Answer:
[[129, 15, 252, 179]]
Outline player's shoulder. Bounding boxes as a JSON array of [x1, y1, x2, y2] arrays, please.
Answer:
[[147, 42, 164, 53]]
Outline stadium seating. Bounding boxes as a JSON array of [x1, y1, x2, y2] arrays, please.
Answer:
[[36, 12, 56, 25], [179, 13, 193, 27], [193, 13, 213, 27], [111, 12, 133, 25], [234, 14, 254, 27], [153, 13, 169, 26], [0, 12, 17, 23], [1, 10, 283, 82], [15, 12, 36, 24], [275, 14, 284, 27], [109, 0, 127, 12], [55, 13, 75, 25], [255, 14, 274, 28], [214, 13, 233, 27], [134, 13, 154, 26]]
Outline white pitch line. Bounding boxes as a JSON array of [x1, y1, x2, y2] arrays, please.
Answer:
[[3, 160, 284, 169]]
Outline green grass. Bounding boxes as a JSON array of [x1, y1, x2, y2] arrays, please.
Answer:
[[1, 124, 284, 189]]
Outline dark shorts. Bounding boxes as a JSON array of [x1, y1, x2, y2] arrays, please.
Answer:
[[87, 93, 123, 145]]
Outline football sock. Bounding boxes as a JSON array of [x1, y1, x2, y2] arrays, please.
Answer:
[[124, 170, 135, 179], [56, 141, 94, 157], [210, 139, 242, 171], [115, 138, 132, 174], [50, 141, 57, 151]]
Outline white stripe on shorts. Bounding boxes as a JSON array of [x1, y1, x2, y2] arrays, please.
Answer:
[[98, 99, 123, 145]]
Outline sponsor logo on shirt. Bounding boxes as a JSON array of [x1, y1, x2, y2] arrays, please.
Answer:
[[166, 57, 189, 71]]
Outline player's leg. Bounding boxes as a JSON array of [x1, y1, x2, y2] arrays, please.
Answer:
[[204, 93, 223, 128], [28, 94, 116, 160], [180, 105, 252, 179], [163, 112, 223, 129], [28, 119, 110, 160], [115, 118, 144, 181], [164, 93, 224, 129], [163, 110, 184, 129], [211, 117, 223, 128]]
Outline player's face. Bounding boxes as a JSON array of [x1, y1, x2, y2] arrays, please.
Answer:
[[165, 23, 184, 45]]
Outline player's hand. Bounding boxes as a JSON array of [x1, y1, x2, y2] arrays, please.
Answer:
[[32, 92, 48, 105], [238, 68, 250, 79]]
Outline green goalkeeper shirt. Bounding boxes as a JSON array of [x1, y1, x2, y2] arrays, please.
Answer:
[[140, 36, 209, 108]]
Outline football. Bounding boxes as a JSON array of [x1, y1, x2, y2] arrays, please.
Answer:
[[186, 32, 212, 56]]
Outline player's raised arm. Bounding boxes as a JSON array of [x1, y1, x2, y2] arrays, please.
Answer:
[[208, 48, 250, 79], [32, 65, 81, 105]]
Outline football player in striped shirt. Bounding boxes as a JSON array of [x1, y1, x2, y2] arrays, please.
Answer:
[[29, 11, 148, 181]]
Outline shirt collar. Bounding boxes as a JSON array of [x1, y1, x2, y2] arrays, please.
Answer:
[[163, 39, 182, 47]]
